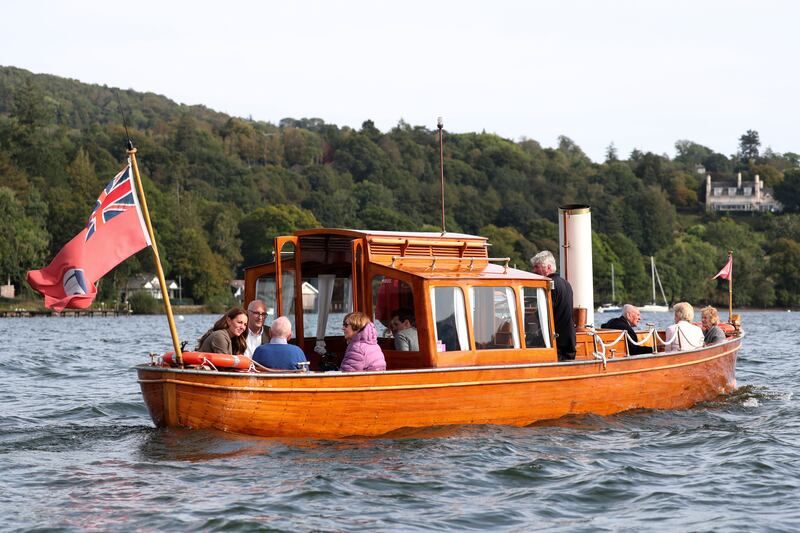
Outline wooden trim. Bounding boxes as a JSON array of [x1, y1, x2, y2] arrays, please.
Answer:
[[139, 345, 738, 393]]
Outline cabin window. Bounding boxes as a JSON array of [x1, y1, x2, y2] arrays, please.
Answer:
[[522, 287, 551, 348], [430, 286, 469, 352], [743, 187, 752, 196], [713, 187, 722, 196], [469, 286, 520, 350], [255, 274, 277, 324], [302, 275, 353, 338], [728, 187, 737, 196], [372, 276, 417, 350]]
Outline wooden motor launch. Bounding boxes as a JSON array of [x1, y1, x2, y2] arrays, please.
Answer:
[[136, 221, 743, 438]]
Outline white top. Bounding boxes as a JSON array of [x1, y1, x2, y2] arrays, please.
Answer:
[[244, 327, 264, 356], [664, 321, 704, 352]]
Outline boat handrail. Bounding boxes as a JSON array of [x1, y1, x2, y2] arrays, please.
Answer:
[[593, 325, 708, 362], [390, 255, 510, 272], [591, 326, 660, 363]]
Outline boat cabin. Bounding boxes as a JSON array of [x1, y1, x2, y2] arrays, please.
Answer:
[[243, 229, 561, 370]]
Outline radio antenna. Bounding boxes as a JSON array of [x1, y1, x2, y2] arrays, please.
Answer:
[[438, 116, 446, 234], [115, 90, 133, 151]]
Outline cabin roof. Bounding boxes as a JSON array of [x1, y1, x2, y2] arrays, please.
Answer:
[[294, 228, 487, 242], [391, 263, 547, 281]]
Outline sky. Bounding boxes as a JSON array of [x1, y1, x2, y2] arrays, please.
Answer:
[[2, 0, 798, 162]]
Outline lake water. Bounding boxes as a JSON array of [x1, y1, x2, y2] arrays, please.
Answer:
[[1, 310, 798, 531]]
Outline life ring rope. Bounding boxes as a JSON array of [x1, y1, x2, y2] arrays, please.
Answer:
[[161, 351, 254, 371]]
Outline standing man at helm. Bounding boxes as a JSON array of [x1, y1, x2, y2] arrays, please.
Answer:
[[531, 251, 576, 361], [244, 299, 269, 356]]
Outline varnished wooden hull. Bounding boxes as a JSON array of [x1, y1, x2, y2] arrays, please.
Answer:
[[136, 336, 741, 439]]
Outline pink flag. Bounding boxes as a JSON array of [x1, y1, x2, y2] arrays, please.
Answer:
[[26, 162, 151, 310], [713, 256, 733, 280]]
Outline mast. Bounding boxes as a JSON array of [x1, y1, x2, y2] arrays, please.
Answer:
[[727, 249, 733, 322], [655, 262, 668, 307], [650, 256, 656, 304], [438, 116, 446, 234], [611, 263, 616, 303], [128, 144, 183, 364]]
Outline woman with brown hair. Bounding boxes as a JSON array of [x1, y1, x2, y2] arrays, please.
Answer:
[[341, 311, 386, 372], [196, 307, 249, 355]]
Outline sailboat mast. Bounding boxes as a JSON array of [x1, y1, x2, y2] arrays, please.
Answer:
[[650, 256, 656, 304], [611, 263, 616, 302]]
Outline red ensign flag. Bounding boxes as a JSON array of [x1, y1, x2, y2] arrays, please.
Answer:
[[26, 162, 151, 311], [713, 256, 733, 280]]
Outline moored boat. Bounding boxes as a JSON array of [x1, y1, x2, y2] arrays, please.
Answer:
[[596, 263, 621, 313], [136, 214, 743, 438], [641, 256, 670, 312]]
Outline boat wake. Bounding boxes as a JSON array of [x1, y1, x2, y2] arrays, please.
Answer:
[[0, 424, 150, 454]]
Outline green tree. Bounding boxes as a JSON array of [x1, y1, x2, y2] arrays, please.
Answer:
[[480, 224, 535, 269], [769, 238, 800, 307], [657, 235, 718, 304], [0, 187, 49, 286], [739, 129, 760, 163], [774, 169, 800, 213], [169, 227, 231, 304], [239, 204, 319, 266]]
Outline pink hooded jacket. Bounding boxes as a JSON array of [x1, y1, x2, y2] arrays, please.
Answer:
[[341, 322, 387, 372]]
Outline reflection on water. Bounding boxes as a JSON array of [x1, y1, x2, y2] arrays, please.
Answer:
[[1, 310, 799, 530]]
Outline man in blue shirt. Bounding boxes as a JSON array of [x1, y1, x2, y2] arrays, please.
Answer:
[[252, 316, 307, 370]]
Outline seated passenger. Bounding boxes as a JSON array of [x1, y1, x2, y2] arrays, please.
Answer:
[[252, 316, 307, 370], [196, 307, 248, 355], [341, 312, 387, 372], [390, 308, 419, 351], [600, 304, 651, 355], [436, 319, 460, 352], [664, 302, 704, 352], [701, 306, 726, 346]]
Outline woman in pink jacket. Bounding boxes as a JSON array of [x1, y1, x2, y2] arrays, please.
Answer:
[[341, 312, 387, 372]]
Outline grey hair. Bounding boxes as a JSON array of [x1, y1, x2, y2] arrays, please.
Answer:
[[622, 304, 638, 316], [247, 299, 266, 312], [530, 250, 556, 271], [270, 316, 292, 338], [673, 302, 694, 322]]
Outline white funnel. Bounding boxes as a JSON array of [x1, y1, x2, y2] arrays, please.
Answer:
[[558, 205, 595, 327]]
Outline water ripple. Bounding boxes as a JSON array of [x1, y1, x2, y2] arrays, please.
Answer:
[[1, 312, 800, 531]]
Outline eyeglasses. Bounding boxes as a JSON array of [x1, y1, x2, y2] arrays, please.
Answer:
[[249, 311, 267, 318], [342, 323, 352, 330]]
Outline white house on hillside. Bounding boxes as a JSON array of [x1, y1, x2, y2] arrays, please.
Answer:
[[705, 173, 782, 213], [121, 275, 178, 302]]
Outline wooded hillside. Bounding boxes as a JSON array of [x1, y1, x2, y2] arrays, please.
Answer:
[[3, 65, 800, 308]]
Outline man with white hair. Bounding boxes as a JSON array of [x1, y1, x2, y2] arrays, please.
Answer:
[[244, 299, 269, 356], [601, 304, 652, 355], [252, 316, 308, 370], [530, 250, 576, 361]]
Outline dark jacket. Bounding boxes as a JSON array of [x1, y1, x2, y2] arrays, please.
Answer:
[[600, 315, 651, 355], [550, 273, 576, 358]]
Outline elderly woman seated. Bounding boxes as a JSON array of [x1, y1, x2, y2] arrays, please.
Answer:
[[664, 302, 704, 352], [701, 306, 726, 345]]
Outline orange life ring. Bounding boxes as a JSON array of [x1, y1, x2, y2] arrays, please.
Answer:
[[162, 351, 253, 370], [719, 322, 736, 335]]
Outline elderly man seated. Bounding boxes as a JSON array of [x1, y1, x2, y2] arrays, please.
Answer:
[[600, 304, 652, 355], [252, 316, 308, 370]]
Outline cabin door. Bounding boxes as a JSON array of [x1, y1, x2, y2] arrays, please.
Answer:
[[274, 236, 302, 339], [351, 239, 366, 314]]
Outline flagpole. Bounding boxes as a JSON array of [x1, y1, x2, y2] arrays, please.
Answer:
[[128, 144, 183, 365], [727, 250, 733, 323]]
